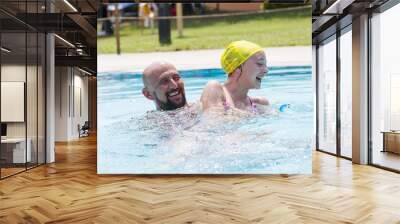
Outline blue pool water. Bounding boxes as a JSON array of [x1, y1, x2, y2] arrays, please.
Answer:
[[98, 66, 313, 174]]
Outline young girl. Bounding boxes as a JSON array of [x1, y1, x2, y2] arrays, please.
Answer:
[[201, 40, 269, 113]]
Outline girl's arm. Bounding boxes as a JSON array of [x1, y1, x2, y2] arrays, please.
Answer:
[[251, 96, 269, 105]]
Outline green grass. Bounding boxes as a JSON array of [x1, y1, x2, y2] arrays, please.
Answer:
[[98, 8, 311, 54]]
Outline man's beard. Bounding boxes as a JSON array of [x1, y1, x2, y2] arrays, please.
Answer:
[[154, 90, 187, 111]]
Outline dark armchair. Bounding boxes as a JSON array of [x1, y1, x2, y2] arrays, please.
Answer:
[[78, 121, 90, 138]]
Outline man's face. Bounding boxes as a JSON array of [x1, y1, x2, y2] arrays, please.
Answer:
[[143, 64, 187, 111]]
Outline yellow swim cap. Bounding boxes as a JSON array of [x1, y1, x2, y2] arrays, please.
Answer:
[[221, 40, 263, 75]]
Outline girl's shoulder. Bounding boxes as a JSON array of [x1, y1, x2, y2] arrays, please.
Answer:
[[201, 80, 226, 110], [204, 80, 223, 90], [202, 80, 225, 98]]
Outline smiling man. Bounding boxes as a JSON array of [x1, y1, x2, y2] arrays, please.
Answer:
[[142, 61, 187, 111]]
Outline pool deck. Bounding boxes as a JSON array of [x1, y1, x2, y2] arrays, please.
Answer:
[[98, 46, 311, 73]]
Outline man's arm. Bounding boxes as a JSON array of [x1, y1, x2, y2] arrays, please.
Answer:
[[200, 80, 225, 110]]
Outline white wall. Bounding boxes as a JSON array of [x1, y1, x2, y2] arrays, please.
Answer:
[[73, 72, 89, 137], [1, 82, 25, 122], [1, 63, 46, 164], [0, 65, 39, 138], [54, 66, 89, 141], [55, 66, 69, 141], [1, 65, 26, 81], [1, 65, 26, 139]]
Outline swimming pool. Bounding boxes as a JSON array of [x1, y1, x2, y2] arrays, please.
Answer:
[[98, 66, 313, 174]]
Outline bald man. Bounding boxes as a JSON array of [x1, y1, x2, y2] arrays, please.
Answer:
[[142, 61, 187, 111]]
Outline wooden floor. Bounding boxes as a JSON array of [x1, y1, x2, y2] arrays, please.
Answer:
[[0, 167, 26, 178], [1, 163, 45, 178], [1, 135, 400, 224], [373, 150, 400, 171]]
